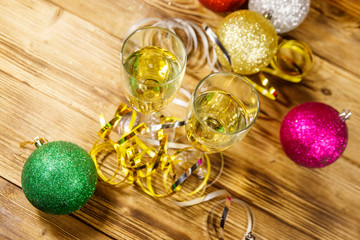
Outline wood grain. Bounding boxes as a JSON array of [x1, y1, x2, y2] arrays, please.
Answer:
[[0, 0, 359, 239], [0, 177, 111, 239]]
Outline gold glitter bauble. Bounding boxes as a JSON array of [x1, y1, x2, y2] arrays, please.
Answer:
[[216, 10, 278, 75]]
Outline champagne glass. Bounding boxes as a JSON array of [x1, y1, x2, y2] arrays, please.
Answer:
[[168, 72, 259, 201], [186, 71, 259, 154], [120, 26, 187, 130]]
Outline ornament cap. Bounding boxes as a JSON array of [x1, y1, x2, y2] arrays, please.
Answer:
[[263, 11, 273, 20], [34, 137, 48, 147], [339, 110, 351, 121], [20, 137, 48, 148]]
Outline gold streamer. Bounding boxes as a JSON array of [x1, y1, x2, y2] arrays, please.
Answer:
[[90, 103, 215, 202], [262, 39, 313, 83]]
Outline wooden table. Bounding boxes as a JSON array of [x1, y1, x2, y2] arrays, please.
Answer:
[[1, 1, 359, 239]]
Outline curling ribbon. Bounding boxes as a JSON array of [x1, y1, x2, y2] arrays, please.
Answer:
[[208, 195, 256, 240], [261, 39, 313, 83], [91, 103, 257, 235], [90, 103, 225, 205]]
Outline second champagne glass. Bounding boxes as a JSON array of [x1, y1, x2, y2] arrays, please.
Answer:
[[186, 71, 259, 157], [169, 72, 259, 200]]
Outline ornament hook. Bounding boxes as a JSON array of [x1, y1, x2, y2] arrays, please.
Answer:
[[34, 137, 48, 147], [339, 110, 351, 121]]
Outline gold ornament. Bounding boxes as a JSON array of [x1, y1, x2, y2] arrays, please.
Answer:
[[216, 10, 278, 75]]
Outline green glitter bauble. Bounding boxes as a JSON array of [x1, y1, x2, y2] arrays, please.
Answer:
[[21, 141, 97, 215]]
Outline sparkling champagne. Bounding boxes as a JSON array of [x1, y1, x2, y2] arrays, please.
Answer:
[[186, 90, 249, 153], [123, 46, 183, 114]]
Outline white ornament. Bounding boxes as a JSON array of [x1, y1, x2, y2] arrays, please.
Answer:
[[248, 0, 311, 34]]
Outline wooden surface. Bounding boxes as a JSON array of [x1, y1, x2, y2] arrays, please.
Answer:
[[1, 0, 359, 239]]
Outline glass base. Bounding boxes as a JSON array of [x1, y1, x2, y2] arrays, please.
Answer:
[[117, 110, 177, 141], [118, 86, 191, 142]]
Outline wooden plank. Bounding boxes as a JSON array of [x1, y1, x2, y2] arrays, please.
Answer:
[[0, 0, 359, 239], [0, 1, 207, 239], [48, 0, 219, 38], [0, 177, 111, 239], [49, 0, 360, 77], [285, 0, 360, 76], [315, 0, 360, 18]]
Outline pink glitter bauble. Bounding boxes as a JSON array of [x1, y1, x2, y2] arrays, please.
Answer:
[[280, 102, 348, 168]]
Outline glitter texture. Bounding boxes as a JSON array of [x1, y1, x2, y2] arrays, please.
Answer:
[[248, 0, 311, 34], [21, 141, 97, 215], [280, 102, 348, 168], [216, 10, 278, 75]]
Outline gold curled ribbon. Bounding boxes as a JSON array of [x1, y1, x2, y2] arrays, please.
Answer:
[[247, 40, 313, 100], [90, 103, 214, 202], [244, 74, 277, 101], [261, 39, 313, 83], [98, 103, 132, 139]]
